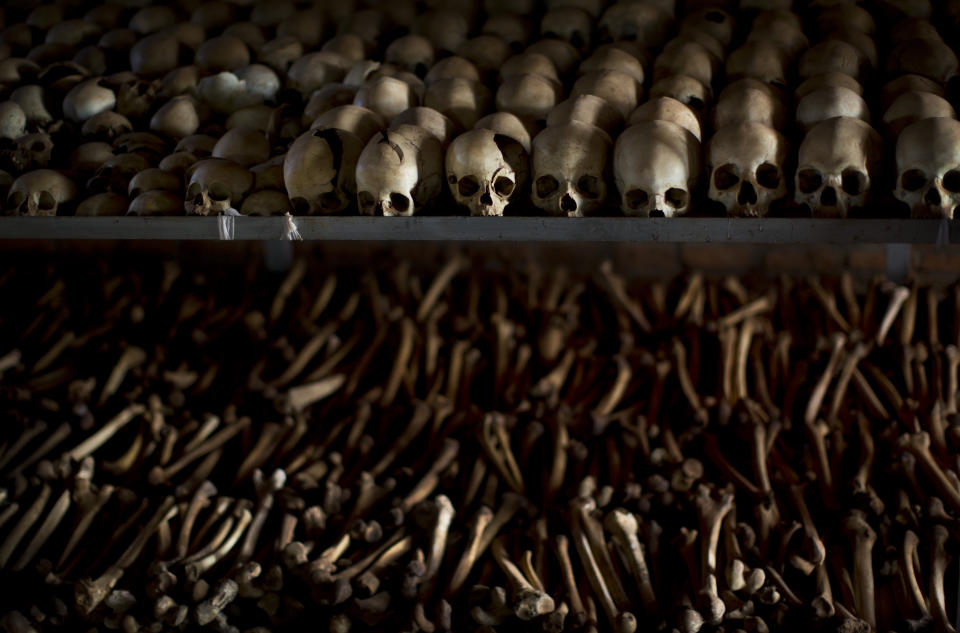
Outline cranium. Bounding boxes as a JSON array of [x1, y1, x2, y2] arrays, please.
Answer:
[[707, 122, 788, 217], [630, 97, 701, 141], [129, 6, 176, 34], [176, 135, 218, 157], [571, 70, 641, 118], [354, 76, 419, 121], [680, 7, 735, 50], [115, 79, 159, 119], [1, 133, 53, 172], [322, 34, 368, 63], [70, 142, 115, 175], [391, 107, 456, 149], [825, 29, 878, 70], [287, 52, 351, 95], [483, 13, 534, 49], [495, 74, 557, 127], [881, 74, 943, 110], [234, 64, 280, 102], [10, 85, 52, 126], [445, 129, 528, 217], [887, 37, 960, 85], [128, 190, 183, 216], [278, 7, 325, 48], [726, 41, 789, 89], [456, 35, 512, 75], [525, 38, 581, 75], [653, 40, 713, 88], [356, 124, 443, 216], [796, 73, 863, 101], [0, 101, 25, 140], [197, 72, 262, 114], [614, 120, 700, 217], [226, 106, 274, 133], [88, 153, 151, 193], [532, 121, 611, 217], [883, 92, 956, 141], [649, 75, 711, 116], [746, 13, 809, 61], [62, 78, 116, 122], [311, 105, 386, 144], [795, 117, 883, 218], [128, 168, 181, 198], [159, 151, 200, 175], [129, 34, 180, 76], [475, 112, 532, 152], [548, 94, 624, 138], [195, 35, 251, 73], [894, 117, 960, 218], [796, 87, 870, 133], [578, 47, 646, 85], [413, 10, 469, 54], [224, 22, 267, 49], [799, 40, 868, 83], [284, 127, 364, 215], [148, 97, 200, 139], [502, 54, 561, 86], [385, 35, 435, 77], [241, 189, 292, 216], [424, 76, 492, 130], [303, 84, 358, 125], [258, 36, 303, 76], [76, 192, 129, 217], [425, 56, 482, 85], [817, 4, 875, 35], [74, 46, 108, 76], [7, 169, 77, 216], [184, 158, 255, 215], [598, 2, 673, 50], [212, 128, 270, 167], [540, 7, 593, 51], [712, 82, 785, 130]]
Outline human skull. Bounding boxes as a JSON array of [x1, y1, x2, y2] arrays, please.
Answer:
[[578, 47, 645, 85], [7, 169, 77, 216], [128, 190, 183, 216], [894, 117, 960, 218], [795, 117, 882, 218], [0, 101, 26, 140], [883, 92, 956, 141], [425, 56, 482, 85], [799, 40, 868, 83], [83, 111, 135, 139], [213, 128, 270, 167], [598, 2, 673, 50], [391, 107, 456, 149], [649, 75, 711, 116], [571, 70, 641, 118], [445, 129, 528, 216], [76, 192, 129, 216], [413, 9, 469, 54], [502, 53, 561, 86], [475, 112, 532, 152], [795, 87, 870, 132], [284, 127, 364, 214], [456, 35, 513, 75], [540, 7, 593, 51], [726, 41, 789, 89], [532, 121, 611, 217], [653, 39, 714, 88], [712, 82, 785, 130], [495, 74, 557, 128], [525, 38, 581, 75], [548, 94, 624, 137], [680, 7, 735, 50], [62, 78, 116, 122], [241, 189, 292, 216], [881, 74, 943, 110], [1, 133, 54, 171], [426, 77, 492, 130], [614, 120, 700, 217], [353, 76, 418, 121], [483, 13, 534, 49], [707, 122, 788, 217], [128, 168, 181, 198], [185, 158, 255, 215], [88, 153, 151, 193], [629, 97, 701, 141], [887, 37, 959, 85], [385, 34, 435, 77], [356, 124, 443, 216], [796, 72, 863, 101]]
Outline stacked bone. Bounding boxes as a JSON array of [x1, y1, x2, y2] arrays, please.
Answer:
[[2, 1, 960, 218], [0, 257, 959, 633]]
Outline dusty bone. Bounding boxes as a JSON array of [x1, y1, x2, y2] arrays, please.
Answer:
[[64, 403, 146, 463], [0, 484, 50, 569], [605, 509, 658, 621], [614, 120, 699, 217], [491, 536, 555, 620]]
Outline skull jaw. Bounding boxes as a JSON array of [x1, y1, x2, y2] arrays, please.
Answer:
[[186, 192, 232, 216]]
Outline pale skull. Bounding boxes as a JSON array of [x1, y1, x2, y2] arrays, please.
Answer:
[[894, 117, 960, 218], [356, 124, 443, 216], [532, 121, 611, 217], [184, 158, 255, 215], [614, 120, 700, 217], [795, 86, 870, 132], [7, 170, 78, 216], [284, 127, 364, 214], [882, 92, 956, 141], [794, 116, 880, 221], [707, 122, 788, 217], [445, 129, 528, 217]]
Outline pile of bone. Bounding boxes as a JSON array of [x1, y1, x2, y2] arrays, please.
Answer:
[[2, 0, 960, 219], [0, 257, 958, 633]]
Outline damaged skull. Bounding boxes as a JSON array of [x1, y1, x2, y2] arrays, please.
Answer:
[[356, 124, 443, 216], [184, 158, 255, 215], [7, 169, 78, 216], [284, 127, 364, 215], [445, 129, 529, 217]]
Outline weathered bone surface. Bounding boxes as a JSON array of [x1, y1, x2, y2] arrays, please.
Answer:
[[445, 128, 528, 217], [895, 117, 960, 219], [707, 122, 788, 218], [532, 121, 611, 217], [614, 120, 700, 217], [356, 124, 443, 216]]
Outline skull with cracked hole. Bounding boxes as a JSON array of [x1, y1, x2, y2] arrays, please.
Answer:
[[795, 117, 882, 218], [532, 121, 611, 217], [445, 129, 528, 217], [796, 87, 870, 133], [649, 75, 711, 117], [614, 120, 700, 217], [707, 122, 788, 218], [883, 92, 956, 141], [895, 117, 960, 218], [598, 2, 673, 50], [356, 124, 443, 216], [7, 169, 77, 216], [184, 158, 255, 216], [284, 127, 364, 215], [475, 112, 532, 153]]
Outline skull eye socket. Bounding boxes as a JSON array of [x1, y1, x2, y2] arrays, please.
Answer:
[[358, 191, 375, 211], [797, 169, 823, 194], [756, 163, 781, 189], [30, 141, 46, 152], [8, 191, 24, 209], [901, 169, 927, 192], [458, 176, 480, 197], [186, 182, 202, 198], [320, 191, 344, 211], [291, 197, 310, 214], [535, 175, 559, 198], [576, 175, 602, 199], [665, 188, 688, 209], [390, 193, 410, 212], [494, 176, 515, 197], [37, 191, 56, 211], [943, 170, 960, 193], [625, 189, 648, 210], [713, 164, 739, 191], [841, 169, 867, 196], [208, 184, 229, 202]]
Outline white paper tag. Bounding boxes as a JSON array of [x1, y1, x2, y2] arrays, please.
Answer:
[[218, 208, 241, 240]]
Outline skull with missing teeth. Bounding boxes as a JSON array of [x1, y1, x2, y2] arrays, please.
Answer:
[[184, 159, 254, 215], [445, 129, 528, 217], [895, 117, 960, 218], [284, 127, 363, 214], [614, 120, 700, 217], [707, 122, 788, 217], [532, 121, 612, 217], [796, 117, 882, 218], [356, 124, 443, 216]]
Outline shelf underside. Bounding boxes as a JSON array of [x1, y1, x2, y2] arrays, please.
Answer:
[[0, 217, 957, 243]]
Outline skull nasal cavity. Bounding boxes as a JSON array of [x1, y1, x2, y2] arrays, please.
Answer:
[[738, 182, 757, 205], [480, 192, 493, 206], [560, 194, 577, 212], [926, 187, 942, 205], [820, 186, 837, 207]]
